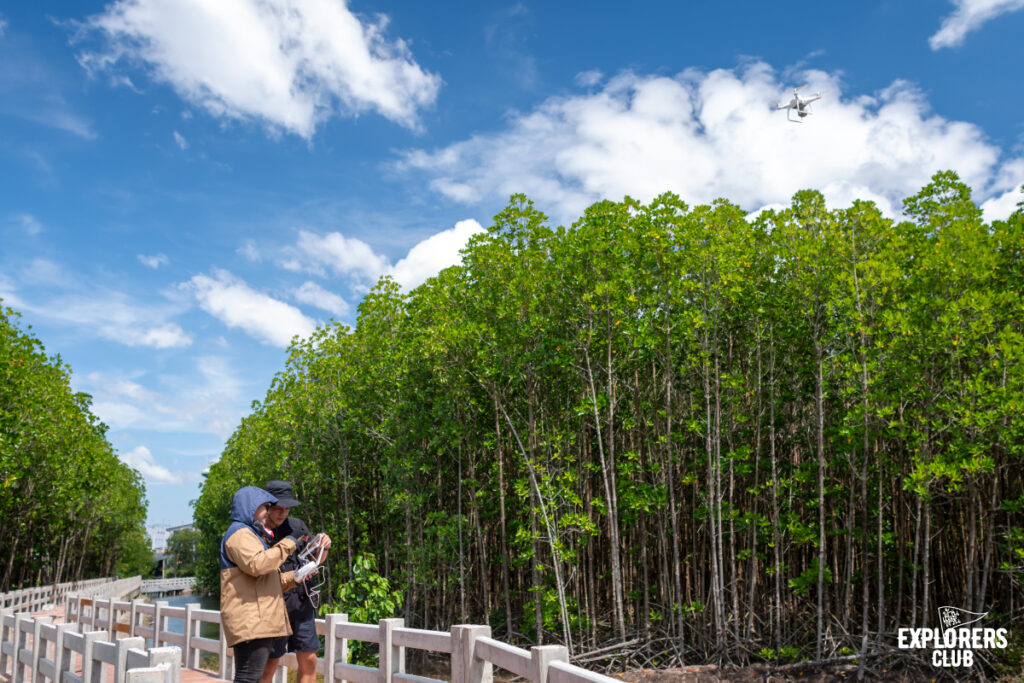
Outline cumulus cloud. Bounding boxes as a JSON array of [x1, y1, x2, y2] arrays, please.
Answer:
[[390, 219, 484, 289], [172, 130, 188, 149], [185, 268, 316, 346], [929, 0, 1024, 49], [980, 158, 1024, 222], [138, 253, 169, 268], [76, 0, 441, 138], [400, 64, 1021, 223], [282, 230, 391, 282], [294, 281, 350, 317], [276, 218, 484, 298], [121, 445, 182, 484]]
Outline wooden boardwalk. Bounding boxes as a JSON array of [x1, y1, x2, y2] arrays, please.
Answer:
[[6, 601, 227, 683], [8, 584, 617, 683]]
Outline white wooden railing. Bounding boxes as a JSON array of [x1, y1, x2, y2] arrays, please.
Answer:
[[0, 577, 141, 614], [140, 578, 195, 594], [0, 611, 180, 683], [63, 595, 617, 683]]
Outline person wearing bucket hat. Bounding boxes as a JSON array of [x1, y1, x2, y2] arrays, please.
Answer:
[[219, 486, 311, 683], [259, 480, 331, 683]]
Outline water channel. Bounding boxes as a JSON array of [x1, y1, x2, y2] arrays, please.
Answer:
[[149, 593, 221, 645]]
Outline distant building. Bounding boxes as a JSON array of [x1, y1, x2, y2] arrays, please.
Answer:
[[148, 523, 194, 552], [148, 524, 171, 552]]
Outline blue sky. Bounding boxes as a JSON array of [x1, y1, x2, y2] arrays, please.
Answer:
[[2, 0, 1023, 530]]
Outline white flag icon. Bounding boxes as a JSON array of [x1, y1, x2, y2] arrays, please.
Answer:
[[938, 606, 988, 632]]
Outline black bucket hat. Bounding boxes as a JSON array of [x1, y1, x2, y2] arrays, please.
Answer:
[[264, 480, 301, 507]]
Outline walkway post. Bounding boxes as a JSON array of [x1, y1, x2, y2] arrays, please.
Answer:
[[529, 646, 568, 683], [130, 600, 143, 639], [13, 614, 32, 683], [0, 611, 12, 673], [115, 636, 146, 683], [30, 615, 53, 683], [217, 617, 231, 681], [450, 625, 492, 683], [183, 603, 196, 669], [80, 629, 104, 683], [152, 602, 168, 648], [323, 613, 347, 683], [52, 623, 75, 683], [378, 618, 404, 683]]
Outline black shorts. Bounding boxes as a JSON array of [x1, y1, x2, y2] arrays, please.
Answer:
[[270, 612, 320, 657]]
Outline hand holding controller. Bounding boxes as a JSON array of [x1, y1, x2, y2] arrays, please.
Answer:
[[295, 560, 319, 582]]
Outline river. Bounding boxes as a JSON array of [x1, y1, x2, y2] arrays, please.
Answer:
[[150, 593, 220, 639]]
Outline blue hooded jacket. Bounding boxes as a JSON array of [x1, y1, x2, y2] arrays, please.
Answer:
[[220, 486, 277, 570]]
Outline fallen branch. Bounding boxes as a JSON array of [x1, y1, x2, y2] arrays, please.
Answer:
[[573, 638, 642, 663]]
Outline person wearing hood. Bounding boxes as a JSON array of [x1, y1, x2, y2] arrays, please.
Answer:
[[258, 480, 331, 683], [220, 486, 307, 683]]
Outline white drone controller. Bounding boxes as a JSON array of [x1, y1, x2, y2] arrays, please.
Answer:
[[295, 560, 319, 582], [294, 533, 327, 582]]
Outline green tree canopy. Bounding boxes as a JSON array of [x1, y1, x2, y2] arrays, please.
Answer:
[[193, 172, 1024, 672], [1, 304, 150, 589]]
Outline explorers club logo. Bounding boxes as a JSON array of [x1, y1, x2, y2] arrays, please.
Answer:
[[897, 606, 1008, 668]]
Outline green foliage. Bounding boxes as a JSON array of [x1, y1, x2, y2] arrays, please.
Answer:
[[522, 589, 588, 641], [117, 527, 155, 579], [787, 559, 832, 597], [0, 303, 149, 589], [328, 553, 403, 665], [166, 528, 201, 577], [188, 171, 1024, 668]]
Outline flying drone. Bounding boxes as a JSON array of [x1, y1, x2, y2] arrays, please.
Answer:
[[773, 86, 822, 122]]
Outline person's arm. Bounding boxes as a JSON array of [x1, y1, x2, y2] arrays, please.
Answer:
[[225, 527, 297, 576], [280, 570, 298, 593]]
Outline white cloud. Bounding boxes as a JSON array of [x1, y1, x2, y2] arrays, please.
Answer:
[[284, 230, 391, 282], [138, 253, 169, 268], [575, 70, 603, 88], [21, 258, 67, 286], [238, 241, 262, 262], [980, 158, 1024, 222], [929, 0, 1024, 49], [8, 282, 192, 349], [77, 0, 441, 138], [172, 130, 188, 149], [0, 26, 98, 139], [981, 188, 1022, 223], [136, 323, 192, 347], [390, 219, 484, 289], [185, 268, 316, 346], [86, 356, 247, 440], [294, 281, 350, 317], [400, 64, 1015, 223], [275, 218, 484, 294], [121, 445, 182, 484], [11, 213, 44, 235]]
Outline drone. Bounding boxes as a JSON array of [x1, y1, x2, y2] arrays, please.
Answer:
[[773, 86, 822, 122], [295, 533, 329, 608]]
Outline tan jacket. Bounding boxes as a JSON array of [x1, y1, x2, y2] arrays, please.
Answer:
[[219, 527, 298, 647]]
